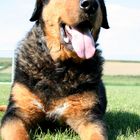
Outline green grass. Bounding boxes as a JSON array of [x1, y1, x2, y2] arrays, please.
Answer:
[[0, 58, 11, 65], [105, 85, 140, 140], [0, 84, 10, 104], [0, 84, 10, 120], [103, 75, 140, 86], [0, 58, 12, 82], [0, 76, 140, 140], [0, 58, 11, 70], [0, 73, 11, 82], [31, 129, 80, 140]]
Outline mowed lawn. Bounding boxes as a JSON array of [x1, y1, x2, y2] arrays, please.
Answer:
[[104, 76, 140, 140], [0, 76, 140, 140]]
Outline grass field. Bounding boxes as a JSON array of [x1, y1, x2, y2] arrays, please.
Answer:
[[0, 58, 140, 139], [0, 58, 12, 82], [0, 76, 140, 140]]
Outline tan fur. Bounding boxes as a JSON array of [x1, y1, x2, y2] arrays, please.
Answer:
[[1, 119, 29, 140], [78, 122, 107, 140], [45, 92, 106, 140], [0, 105, 7, 112], [11, 83, 45, 124], [63, 92, 97, 119], [42, 0, 103, 61], [47, 92, 97, 118]]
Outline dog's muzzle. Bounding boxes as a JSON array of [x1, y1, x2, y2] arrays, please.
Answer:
[[60, 22, 96, 59], [60, 0, 100, 59]]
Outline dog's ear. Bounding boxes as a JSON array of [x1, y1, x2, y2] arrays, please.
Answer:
[[99, 0, 109, 29], [30, 0, 43, 22]]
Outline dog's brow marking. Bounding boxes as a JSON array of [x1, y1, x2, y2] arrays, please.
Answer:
[[32, 99, 45, 113]]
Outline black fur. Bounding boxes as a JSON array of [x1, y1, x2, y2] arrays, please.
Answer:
[[13, 23, 107, 113], [1, 1, 108, 138]]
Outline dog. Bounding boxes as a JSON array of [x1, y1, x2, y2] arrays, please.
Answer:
[[0, 0, 109, 139]]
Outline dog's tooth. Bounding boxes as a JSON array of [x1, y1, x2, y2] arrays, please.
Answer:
[[64, 37, 69, 43], [65, 25, 72, 34]]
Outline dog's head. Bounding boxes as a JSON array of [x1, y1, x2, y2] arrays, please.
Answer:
[[30, 0, 109, 61]]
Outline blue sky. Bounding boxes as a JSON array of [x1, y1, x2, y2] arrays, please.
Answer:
[[0, 0, 140, 60]]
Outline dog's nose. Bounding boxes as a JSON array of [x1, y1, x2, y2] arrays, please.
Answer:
[[80, 0, 91, 11], [80, 0, 98, 13]]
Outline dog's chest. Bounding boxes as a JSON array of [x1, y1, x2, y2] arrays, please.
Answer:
[[35, 60, 99, 100]]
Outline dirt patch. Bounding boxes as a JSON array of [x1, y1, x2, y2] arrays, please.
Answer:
[[103, 61, 140, 75]]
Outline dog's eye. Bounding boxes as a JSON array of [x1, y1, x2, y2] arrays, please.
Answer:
[[92, 1, 98, 12]]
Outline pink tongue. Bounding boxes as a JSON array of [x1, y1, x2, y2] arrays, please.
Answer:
[[71, 27, 95, 59]]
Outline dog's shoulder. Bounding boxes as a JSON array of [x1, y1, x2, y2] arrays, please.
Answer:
[[14, 23, 53, 84]]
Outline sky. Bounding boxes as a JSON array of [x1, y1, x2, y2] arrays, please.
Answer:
[[0, 0, 140, 61]]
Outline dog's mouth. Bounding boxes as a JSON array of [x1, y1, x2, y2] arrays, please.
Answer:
[[60, 21, 95, 59]]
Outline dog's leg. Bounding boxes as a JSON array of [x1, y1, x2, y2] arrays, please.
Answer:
[[74, 120, 107, 140], [0, 83, 45, 140], [59, 92, 107, 140], [66, 113, 107, 140], [1, 118, 30, 140]]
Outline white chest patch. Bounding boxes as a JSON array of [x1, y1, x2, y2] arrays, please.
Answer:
[[47, 103, 69, 118], [32, 99, 45, 113]]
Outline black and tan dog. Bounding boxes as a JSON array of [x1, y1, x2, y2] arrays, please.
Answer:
[[0, 0, 109, 139]]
